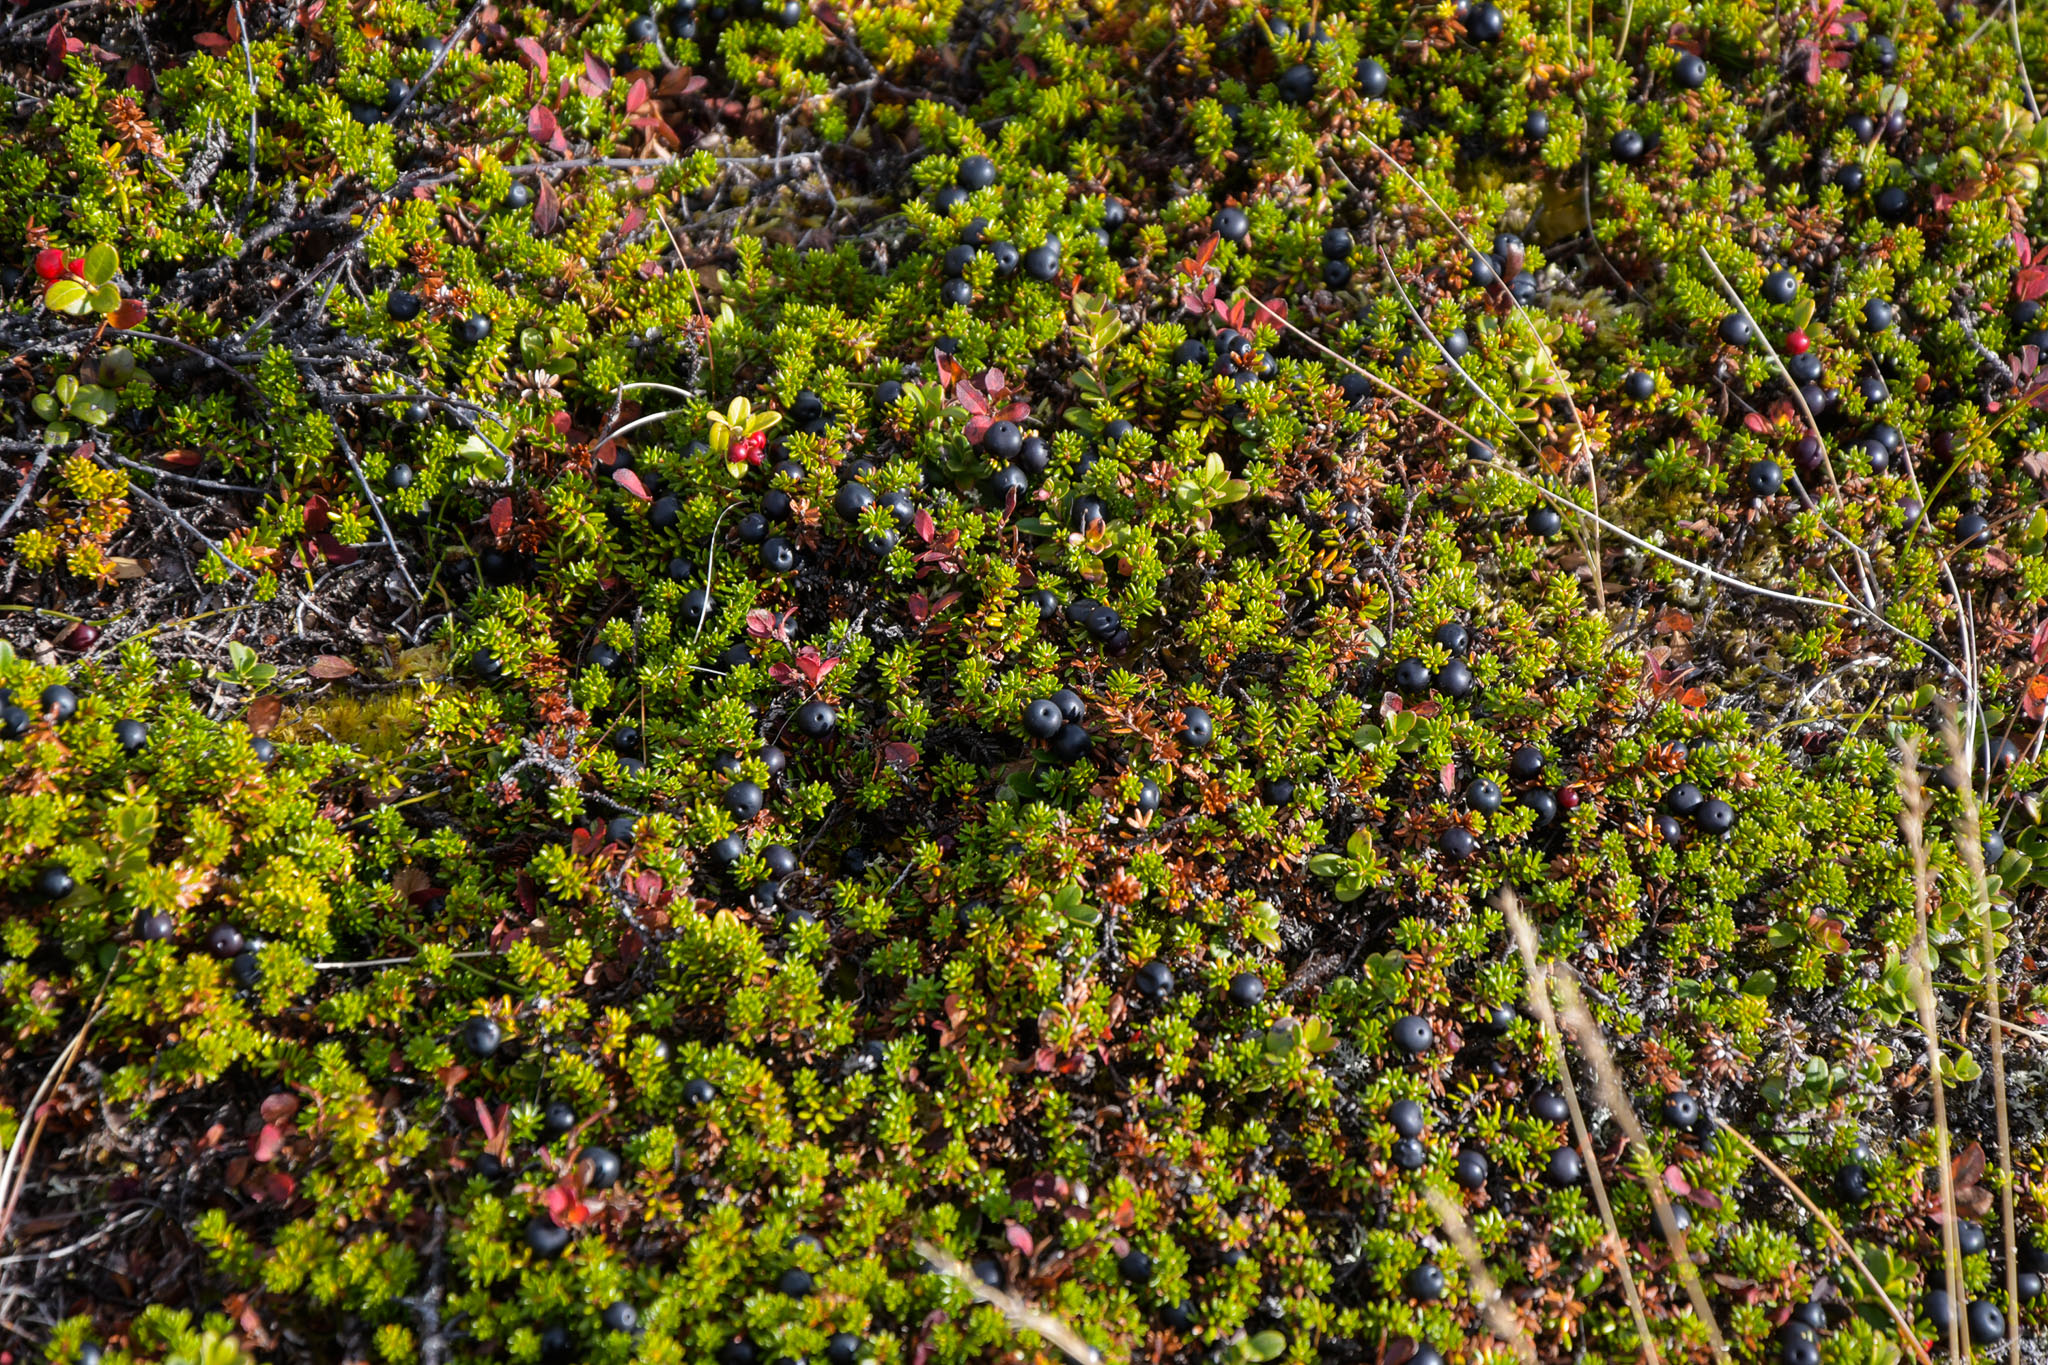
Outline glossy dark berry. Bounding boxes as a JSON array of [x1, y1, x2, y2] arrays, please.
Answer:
[[776, 1267, 814, 1297], [1509, 744, 1545, 780], [113, 718, 148, 753], [1216, 207, 1250, 243], [825, 1335, 862, 1365], [1389, 1098, 1425, 1137], [458, 314, 492, 344], [1956, 512, 1991, 548], [34, 865, 75, 900], [1747, 459, 1784, 497], [1693, 798, 1735, 835], [1834, 1161, 1869, 1204], [1438, 826, 1476, 861], [1455, 1148, 1490, 1188], [1673, 51, 1708, 87], [1135, 959, 1174, 998], [725, 779, 766, 818], [1863, 298, 1894, 332], [1228, 971, 1266, 1006], [464, 1016, 502, 1057], [1762, 268, 1799, 305], [525, 1217, 570, 1257], [1527, 506, 1562, 537], [1391, 1014, 1434, 1054], [1546, 1146, 1585, 1186], [387, 289, 422, 321], [1956, 1220, 1987, 1256], [1434, 659, 1473, 698], [795, 701, 837, 737], [1522, 788, 1559, 827], [1023, 698, 1064, 740], [1524, 109, 1549, 138], [1394, 658, 1432, 693], [1405, 1263, 1445, 1300], [1022, 244, 1061, 282], [41, 684, 77, 722], [1529, 1087, 1569, 1123], [1119, 1250, 1155, 1283], [1392, 1137, 1426, 1170], [1263, 778, 1295, 806], [1966, 1300, 2004, 1345], [1610, 129, 1645, 162], [1661, 1093, 1700, 1127], [1466, 777, 1501, 813], [1718, 313, 1753, 346], [1276, 63, 1315, 103], [1356, 58, 1388, 98], [1624, 369, 1656, 401], [956, 155, 997, 191], [1179, 706, 1213, 748], [1048, 723, 1092, 762], [602, 1302, 640, 1335]]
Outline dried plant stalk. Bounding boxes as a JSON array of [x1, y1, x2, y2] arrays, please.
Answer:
[[1713, 1126, 1935, 1365], [1546, 972, 1730, 1364], [913, 1239, 1110, 1365], [1423, 1184, 1539, 1365], [1495, 885, 1661, 1365], [1936, 709, 2022, 1357], [1896, 740, 1966, 1365]]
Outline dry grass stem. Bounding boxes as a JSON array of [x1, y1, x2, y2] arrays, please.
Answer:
[[1496, 885, 1661, 1365], [1423, 1184, 1540, 1365]]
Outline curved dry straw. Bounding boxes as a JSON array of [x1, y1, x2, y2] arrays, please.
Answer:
[[1896, 742, 1967, 1365], [1934, 709, 2022, 1357], [1422, 1184, 1539, 1365], [912, 1239, 1109, 1365], [1494, 885, 1663, 1365]]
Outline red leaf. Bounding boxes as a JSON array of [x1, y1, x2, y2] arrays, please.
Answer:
[[1742, 412, 1770, 434], [1005, 1223, 1035, 1257], [625, 76, 651, 112], [913, 508, 936, 542], [307, 654, 357, 679], [514, 36, 549, 77], [581, 51, 612, 96], [489, 496, 513, 537], [248, 1169, 295, 1203], [193, 30, 231, 54], [612, 467, 651, 500], [532, 174, 561, 235], [526, 104, 568, 152], [618, 205, 646, 235], [252, 1122, 286, 1163], [1663, 1164, 1691, 1196], [880, 741, 920, 769], [110, 297, 147, 330], [259, 1093, 301, 1124]]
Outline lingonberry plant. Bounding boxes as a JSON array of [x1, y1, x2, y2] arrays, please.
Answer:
[[3, 0, 2048, 1361]]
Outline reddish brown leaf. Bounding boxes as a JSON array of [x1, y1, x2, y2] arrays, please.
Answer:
[[612, 467, 651, 500], [1004, 1222, 1034, 1256], [246, 695, 283, 736], [252, 1122, 286, 1163], [514, 35, 548, 76], [489, 496, 513, 537], [580, 51, 612, 95], [307, 654, 357, 679], [532, 174, 561, 235]]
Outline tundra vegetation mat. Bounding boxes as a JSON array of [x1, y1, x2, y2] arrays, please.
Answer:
[[9, 0, 2048, 1360]]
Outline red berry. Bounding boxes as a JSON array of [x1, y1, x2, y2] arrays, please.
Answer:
[[733, 431, 768, 466], [34, 248, 64, 281], [1555, 785, 1580, 809], [63, 622, 100, 651], [67, 256, 86, 277], [1786, 329, 1810, 355]]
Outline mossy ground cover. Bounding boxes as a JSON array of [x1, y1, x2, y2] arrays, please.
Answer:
[[4, 0, 2048, 1361]]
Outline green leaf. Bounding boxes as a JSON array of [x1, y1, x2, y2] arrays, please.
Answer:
[[45, 279, 89, 314], [1248, 1331, 1286, 1362], [91, 281, 122, 314], [1307, 852, 1350, 878], [82, 243, 119, 286], [1741, 969, 1777, 997]]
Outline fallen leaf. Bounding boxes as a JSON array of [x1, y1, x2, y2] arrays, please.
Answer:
[[246, 695, 283, 735], [308, 654, 357, 679]]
